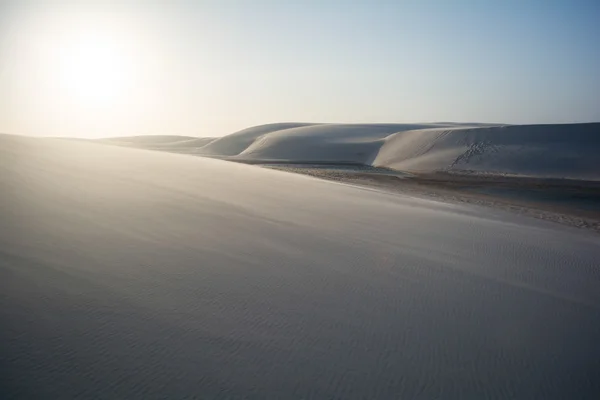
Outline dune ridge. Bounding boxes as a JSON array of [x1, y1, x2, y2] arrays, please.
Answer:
[[105, 122, 599, 180]]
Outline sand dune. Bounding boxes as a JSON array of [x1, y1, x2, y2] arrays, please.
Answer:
[[198, 122, 462, 162], [130, 122, 599, 180], [374, 123, 600, 179], [199, 122, 320, 156], [99, 134, 200, 145], [235, 123, 445, 164], [2, 133, 599, 399]]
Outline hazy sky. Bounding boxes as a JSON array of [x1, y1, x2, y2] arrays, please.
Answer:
[[1, 0, 599, 138]]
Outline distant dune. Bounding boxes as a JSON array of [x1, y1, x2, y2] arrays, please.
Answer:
[[97, 135, 217, 152], [98, 134, 200, 144], [126, 122, 596, 181], [373, 124, 600, 179], [199, 122, 466, 162], [199, 122, 320, 156]]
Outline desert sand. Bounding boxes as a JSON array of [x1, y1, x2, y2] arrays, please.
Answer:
[[112, 122, 600, 181], [2, 131, 600, 399]]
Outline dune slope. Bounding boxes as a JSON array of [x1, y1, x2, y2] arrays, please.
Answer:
[[374, 123, 600, 179], [182, 122, 600, 180], [98, 134, 200, 145], [97, 135, 216, 151], [1, 134, 599, 399], [199, 122, 320, 156]]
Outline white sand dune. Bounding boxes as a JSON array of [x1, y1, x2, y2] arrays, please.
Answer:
[[235, 123, 446, 164], [199, 122, 320, 156], [2, 133, 599, 399], [374, 123, 600, 179], [99, 134, 200, 145], [184, 122, 600, 180], [198, 122, 462, 162], [97, 135, 216, 150]]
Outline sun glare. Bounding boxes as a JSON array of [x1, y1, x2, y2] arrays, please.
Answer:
[[6, 6, 172, 137], [55, 32, 131, 106], [7, 6, 182, 137]]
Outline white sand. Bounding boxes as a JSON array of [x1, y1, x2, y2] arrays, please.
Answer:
[[2, 134, 599, 399], [174, 122, 600, 180], [374, 123, 600, 179]]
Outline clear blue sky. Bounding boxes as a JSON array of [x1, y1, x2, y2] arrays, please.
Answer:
[[1, 0, 599, 137]]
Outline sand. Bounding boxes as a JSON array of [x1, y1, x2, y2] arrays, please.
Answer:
[[2, 133, 600, 399]]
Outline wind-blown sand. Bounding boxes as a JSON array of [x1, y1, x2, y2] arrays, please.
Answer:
[[100, 122, 600, 230], [263, 166, 600, 233], [2, 133, 599, 399]]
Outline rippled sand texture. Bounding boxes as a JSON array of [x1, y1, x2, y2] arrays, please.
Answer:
[[2, 134, 600, 399]]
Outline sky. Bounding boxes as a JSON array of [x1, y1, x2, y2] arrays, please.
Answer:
[[1, 0, 599, 138]]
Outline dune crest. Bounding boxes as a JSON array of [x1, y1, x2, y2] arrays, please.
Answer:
[[97, 122, 600, 180], [193, 122, 600, 180]]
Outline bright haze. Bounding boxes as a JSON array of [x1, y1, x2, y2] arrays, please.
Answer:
[[1, 0, 599, 138]]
